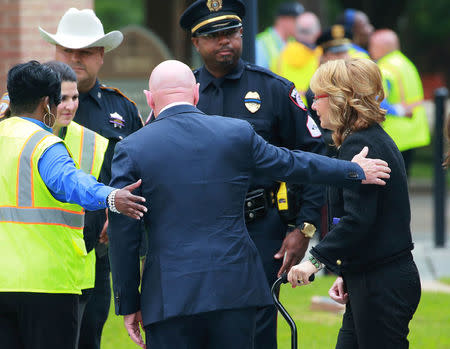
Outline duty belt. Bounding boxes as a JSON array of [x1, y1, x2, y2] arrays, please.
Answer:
[[244, 188, 276, 223]]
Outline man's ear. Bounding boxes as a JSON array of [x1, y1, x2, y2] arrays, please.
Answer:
[[143, 90, 155, 109], [191, 37, 200, 52], [193, 83, 200, 106]]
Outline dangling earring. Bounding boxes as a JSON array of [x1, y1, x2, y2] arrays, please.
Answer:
[[43, 104, 56, 128]]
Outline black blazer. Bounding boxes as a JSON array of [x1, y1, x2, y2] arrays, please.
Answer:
[[311, 124, 414, 273]]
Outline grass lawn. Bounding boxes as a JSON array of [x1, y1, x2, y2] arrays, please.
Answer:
[[101, 275, 450, 348]]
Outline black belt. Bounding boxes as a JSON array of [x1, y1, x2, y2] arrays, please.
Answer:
[[244, 188, 275, 223]]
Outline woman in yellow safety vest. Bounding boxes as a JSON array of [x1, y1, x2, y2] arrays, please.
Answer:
[[43, 60, 110, 346], [0, 60, 146, 349]]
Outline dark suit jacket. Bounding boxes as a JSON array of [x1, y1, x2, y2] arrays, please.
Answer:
[[311, 124, 414, 273], [108, 104, 365, 326]]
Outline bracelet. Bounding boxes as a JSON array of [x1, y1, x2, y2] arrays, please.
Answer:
[[107, 189, 120, 214], [309, 255, 324, 271]]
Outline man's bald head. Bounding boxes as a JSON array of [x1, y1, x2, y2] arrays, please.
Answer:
[[295, 12, 321, 45], [369, 29, 400, 61], [145, 60, 199, 117]]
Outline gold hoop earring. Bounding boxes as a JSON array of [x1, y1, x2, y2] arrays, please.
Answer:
[[43, 105, 56, 128]]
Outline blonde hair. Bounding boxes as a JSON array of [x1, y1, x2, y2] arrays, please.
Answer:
[[310, 58, 386, 146]]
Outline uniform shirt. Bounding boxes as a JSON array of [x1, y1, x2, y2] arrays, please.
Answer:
[[22, 117, 113, 211], [74, 80, 143, 185], [195, 59, 326, 228]]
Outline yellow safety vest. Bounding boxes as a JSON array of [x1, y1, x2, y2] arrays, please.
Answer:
[[348, 47, 370, 60], [378, 50, 430, 151], [256, 28, 285, 70], [64, 121, 109, 290], [272, 41, 321, 105], [0, 117, 86, 294]]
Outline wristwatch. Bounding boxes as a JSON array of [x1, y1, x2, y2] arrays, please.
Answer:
[[300, 222, 316, 238]]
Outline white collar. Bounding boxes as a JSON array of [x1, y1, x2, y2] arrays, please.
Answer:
[[158, 102, 193, 115]]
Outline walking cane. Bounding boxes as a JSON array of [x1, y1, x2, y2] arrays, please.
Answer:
[[271, 273, 315, 349]]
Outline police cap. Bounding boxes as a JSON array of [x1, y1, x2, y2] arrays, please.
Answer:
[[277, 2, 304, 17], [180, 0, 245, 37], [316, 25, 353, 54]]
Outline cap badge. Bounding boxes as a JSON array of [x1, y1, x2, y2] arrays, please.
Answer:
[[207, 0, 222, 12], [331, 25, 345, 39], [244, 91, 261, 114]]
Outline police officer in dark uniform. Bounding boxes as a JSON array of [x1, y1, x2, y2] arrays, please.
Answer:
[[180, 1, 326, 348], [39, 8, 143, 349]]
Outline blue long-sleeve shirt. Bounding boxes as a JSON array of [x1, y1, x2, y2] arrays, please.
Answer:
[[23, 117, 114, 211], [380, 79, 401, 116]]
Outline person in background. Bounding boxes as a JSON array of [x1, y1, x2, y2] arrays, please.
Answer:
[[180, 1, 325, 347], [0, 60, 146, 349], [256, 1, 304, 70], [288, 58, 421, 348], [109, 59, 391, 349], [43, 60, 109, 346], [336, 8, 373, 59], [369, 29, 430, 176], [39, 8, 144, 348], [272, 11, 322, 104]]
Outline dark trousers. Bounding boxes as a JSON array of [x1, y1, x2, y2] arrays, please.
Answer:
[[75, 288, 93, 347], [78, 254, 111, 349], [336, 255, 421, 349], [145, 307, 257, 349], [0, 292, 79, 349]]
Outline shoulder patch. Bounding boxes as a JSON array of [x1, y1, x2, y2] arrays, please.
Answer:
[[306, 115, 322, 138], [100, 85, 137, 107], [289, 87, 307, 111]]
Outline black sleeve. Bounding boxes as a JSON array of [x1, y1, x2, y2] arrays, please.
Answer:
[[83, 209, 106, 253], [310, 136, 380, 269]]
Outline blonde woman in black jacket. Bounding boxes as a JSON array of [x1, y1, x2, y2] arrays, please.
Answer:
[[288, 58, 421, 349]]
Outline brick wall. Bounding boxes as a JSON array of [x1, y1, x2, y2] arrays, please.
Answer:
[[0, 0, 93, 91]]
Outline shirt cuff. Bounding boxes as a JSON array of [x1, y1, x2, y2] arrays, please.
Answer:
[[97, 186, 115, 209]]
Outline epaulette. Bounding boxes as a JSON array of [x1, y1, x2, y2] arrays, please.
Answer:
[[244, 62, 294, 88], [100, 85, 137, 107]]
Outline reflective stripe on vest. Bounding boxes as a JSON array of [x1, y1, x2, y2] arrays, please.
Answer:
[[17, 130, 49, 207], [11, 129, 84, 229], [0, 206, 84, 227], [65, 121, 108, 179], [79, 127, 96, 174]]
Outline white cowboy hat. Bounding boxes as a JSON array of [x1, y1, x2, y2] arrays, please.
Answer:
[[39, 8, 123, 52]]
